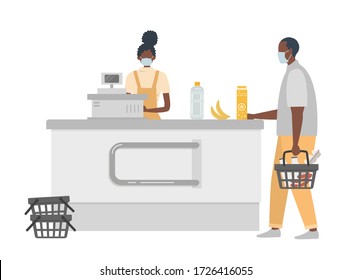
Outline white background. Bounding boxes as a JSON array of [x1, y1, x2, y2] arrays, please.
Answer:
[[1, 0, 350, 279]]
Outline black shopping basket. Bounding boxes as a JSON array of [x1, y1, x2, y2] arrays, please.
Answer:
[[26, 215, 76, 238], [25, 196, 76, 238], [275, 150, 319, 189], [25, 196, 75, 216]]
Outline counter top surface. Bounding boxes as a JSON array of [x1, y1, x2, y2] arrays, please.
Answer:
[[46, 119, 264, 130], [87, 94, 147, 100]]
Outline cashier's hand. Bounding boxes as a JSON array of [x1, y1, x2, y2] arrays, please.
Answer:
[[292, 144, 300, 156], [247, 113, 255, 119], [143, 106, 149, 112]]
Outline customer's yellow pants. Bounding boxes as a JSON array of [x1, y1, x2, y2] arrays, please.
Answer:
[[269, 136, 317, 230]]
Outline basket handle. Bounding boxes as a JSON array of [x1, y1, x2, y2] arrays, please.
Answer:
[[61, 216, 77, 231], [26, 215, 41, 231], [59, 197, 75, 213], [24, 198, 39, 215], [282, 150, 310, 166]]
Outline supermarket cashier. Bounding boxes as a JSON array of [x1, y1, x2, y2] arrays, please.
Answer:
[[126, 30, 170, 120]]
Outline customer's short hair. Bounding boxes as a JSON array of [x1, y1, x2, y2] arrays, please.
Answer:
[[281, 37, 299, 57]]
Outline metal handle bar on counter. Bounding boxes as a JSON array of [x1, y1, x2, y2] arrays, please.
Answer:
[[109, 142, 201, 186]]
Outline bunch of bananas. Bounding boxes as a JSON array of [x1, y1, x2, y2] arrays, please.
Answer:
[[211, 101, 230, 120]]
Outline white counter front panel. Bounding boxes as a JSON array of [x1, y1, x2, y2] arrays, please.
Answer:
[[51, 129, 261, 203]]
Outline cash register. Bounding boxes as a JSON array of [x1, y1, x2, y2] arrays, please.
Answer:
[[88, 73, 147, 118]]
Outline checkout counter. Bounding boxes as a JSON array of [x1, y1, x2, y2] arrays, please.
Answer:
[[46, 118, 263, 230], [46, 73, 264, 230]]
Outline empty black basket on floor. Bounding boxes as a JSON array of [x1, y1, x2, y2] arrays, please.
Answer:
[[25, 196, 76, 238], [25, 196, 75, 216], [275, 150, 319, 189], [27, 215, 76, 238]]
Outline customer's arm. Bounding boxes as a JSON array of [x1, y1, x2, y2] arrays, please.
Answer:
[[248, 110, 277, 120], [291, 107, 304, 155]]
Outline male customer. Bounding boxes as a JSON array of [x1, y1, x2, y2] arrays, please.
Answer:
[[249, 37, 318, 239]]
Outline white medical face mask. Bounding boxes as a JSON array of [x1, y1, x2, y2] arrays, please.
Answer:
[[278, 50, 291, 64], [141, 58, 153, 66]]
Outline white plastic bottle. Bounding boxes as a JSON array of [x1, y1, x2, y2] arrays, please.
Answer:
[[190, 82, 204, 119]]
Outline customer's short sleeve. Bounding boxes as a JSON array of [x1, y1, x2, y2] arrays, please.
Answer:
[[125, 72, 137, 94], [286, 69, 308, 107]]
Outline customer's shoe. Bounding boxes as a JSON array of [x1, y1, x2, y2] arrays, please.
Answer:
[[295, 230, 319, 239], [257, 229, 281, 238]]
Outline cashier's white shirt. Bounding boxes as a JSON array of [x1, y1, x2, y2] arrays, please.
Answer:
[[125, 67, 170, 100]]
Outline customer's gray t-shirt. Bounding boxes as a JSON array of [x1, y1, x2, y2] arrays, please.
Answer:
[[277, 61, 317, 136]]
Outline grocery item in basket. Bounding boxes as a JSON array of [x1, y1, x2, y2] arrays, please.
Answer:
[[304, 149, 321, 164], [290, 172, 313, 187]]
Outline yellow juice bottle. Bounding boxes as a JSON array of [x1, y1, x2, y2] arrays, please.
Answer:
[[237, 86, 247, 120]]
